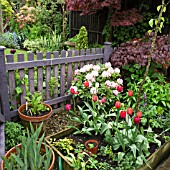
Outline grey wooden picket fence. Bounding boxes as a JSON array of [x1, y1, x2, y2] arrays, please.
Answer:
[[0, 42, 112, 122]]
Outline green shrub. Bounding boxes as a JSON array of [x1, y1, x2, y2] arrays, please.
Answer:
[[5, 122, 26, 151], [75, 26, 88, 50]]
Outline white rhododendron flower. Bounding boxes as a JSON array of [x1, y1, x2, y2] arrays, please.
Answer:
[[105, 62, 112, 68], [80, 67, 86, 73], [93, 65, 101, 71], [90, 87, 98, 94], [105, 80, 111, 86], [114, 68, 120, 74], [117, 78, 123, 85], [102, 71, 110, 77], [108, 67, 114, 74], [95, 82, 99, 88], [110, 82, 118, 88], [89, 81, 92, 87], [86, 73, 93, 80], [91, 70, 99, 77]]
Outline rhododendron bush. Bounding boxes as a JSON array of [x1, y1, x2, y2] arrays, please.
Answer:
[[69, 62, 123, 111]]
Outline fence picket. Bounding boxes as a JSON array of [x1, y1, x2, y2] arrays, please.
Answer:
[[67, 50, 73, 92], [6, 54, 17, 109], [54, 51, 59, 98], [46, 52, 52, 100], [28, 53, 35, 94], [60, 50, 66, 96], [17, 54, 26, 104], [37, 52, 43, 94]]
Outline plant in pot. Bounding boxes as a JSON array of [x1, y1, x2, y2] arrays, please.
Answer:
[[1, 123, 55, 170], [18, 91, 52, 132], [85, 140, 99, 155]]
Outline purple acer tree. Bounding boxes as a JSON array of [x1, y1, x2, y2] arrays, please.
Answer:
[[66, 0, 143, 41]]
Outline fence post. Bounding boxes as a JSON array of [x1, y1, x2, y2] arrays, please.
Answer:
[[0, 46, 11, 121], [103, 42, 113, 63], [0, 122, 5, 163]]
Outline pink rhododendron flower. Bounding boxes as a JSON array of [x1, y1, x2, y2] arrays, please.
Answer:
[[108, 67, 114, 74], [113, 90, 119, 96], [74, 78, 78, 82], [86, 73, 93, 80], [75, 69, 79, 75], [65, 104, 71, 111]]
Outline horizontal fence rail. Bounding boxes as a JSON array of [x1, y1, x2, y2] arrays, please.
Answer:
[[0, 43, 112, 121]]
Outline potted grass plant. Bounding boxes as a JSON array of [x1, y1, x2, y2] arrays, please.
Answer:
[[0, 123, 55, 170]]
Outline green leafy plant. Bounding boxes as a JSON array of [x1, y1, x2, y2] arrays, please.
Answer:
[[25, 91, 49, 116], [1, 123, 53, 170], [48, 77, 58, 97], [50, 137, 75, 155], [5, 122, 26, 151], [65, 152, 98, 170]]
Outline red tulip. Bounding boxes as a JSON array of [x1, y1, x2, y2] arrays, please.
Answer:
[[83, 81, 89, 88], [127, 107, 133, 115], [92, 94, 98, 102], [115, 101, 121, 109], [137, 111, 142, 118], [128, 90, 133, 97], [117, 86, 123, 92], [134, 116, 141, 124], [70, 88, 75, 94], [120, 110, 126, 118], [65, 104, 71, 111]]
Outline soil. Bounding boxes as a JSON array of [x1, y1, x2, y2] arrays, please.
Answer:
[[45, 108, 170, 170]]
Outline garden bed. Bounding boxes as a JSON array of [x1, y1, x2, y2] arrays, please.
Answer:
[[45, 124, 170, 170]]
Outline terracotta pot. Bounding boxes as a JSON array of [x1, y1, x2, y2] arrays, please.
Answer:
[[85, 139, 99, 155], [18, 103, 52, 135], [0, 143, 55, 170], [18, 103, 52, 123]]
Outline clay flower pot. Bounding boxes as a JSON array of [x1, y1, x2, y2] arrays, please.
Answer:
[[0, 143, 55, 170], [85, 139, 99, 155]]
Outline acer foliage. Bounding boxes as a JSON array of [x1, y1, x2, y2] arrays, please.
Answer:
[[66, 0, 142, 26]]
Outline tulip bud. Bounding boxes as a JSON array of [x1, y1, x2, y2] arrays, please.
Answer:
[[117, 86, 123, 92], [92, 94, 98, 102], [134, 116, 141, 124], [137, 111, 142, 118], [128, 90, 133, 97], [65, 104, 71, 111], [83, 81, 89, 88], [115, 101, 121, 109], [127, 107, 133, 115], [120, 110, 126, 118]]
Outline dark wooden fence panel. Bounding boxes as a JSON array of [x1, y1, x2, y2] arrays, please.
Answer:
[[0, 43, 112, 121], [69, 11, 108, 44]]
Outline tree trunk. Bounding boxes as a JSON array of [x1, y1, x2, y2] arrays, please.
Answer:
[[0, 4, 3, 34]]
